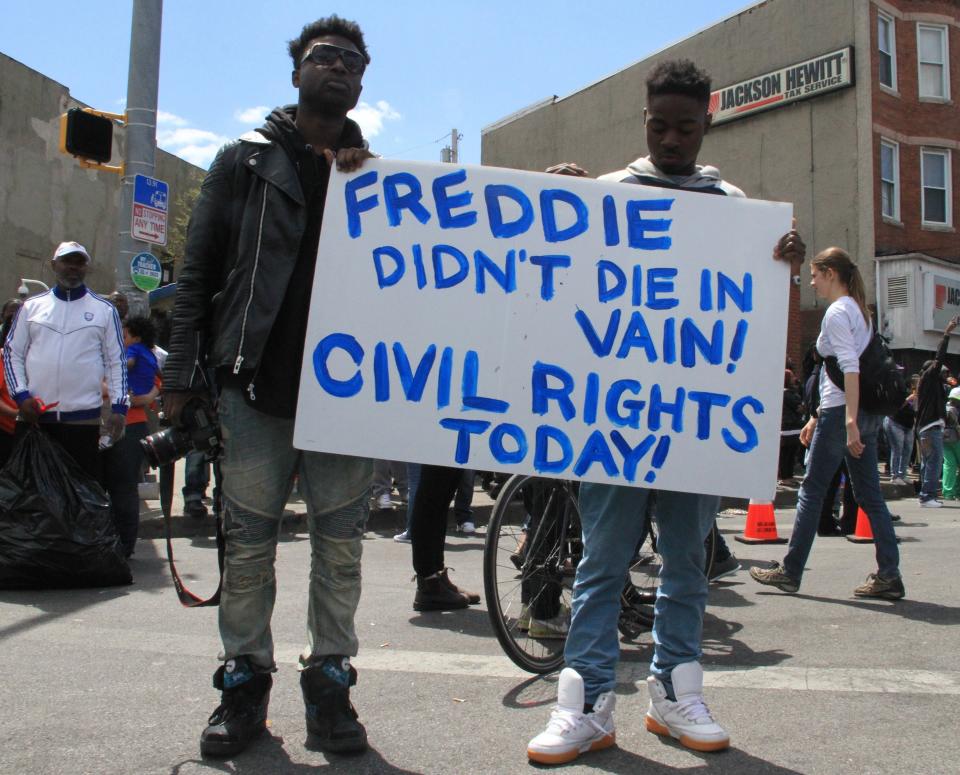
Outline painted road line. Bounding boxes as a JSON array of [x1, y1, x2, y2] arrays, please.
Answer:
[[3, 613, 959, 696]]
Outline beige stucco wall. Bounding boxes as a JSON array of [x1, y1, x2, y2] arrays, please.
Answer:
[[481, 0, 868, 311], [0, 52, 203, 299]]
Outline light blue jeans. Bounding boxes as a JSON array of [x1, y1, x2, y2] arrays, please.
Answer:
[[882, 417, 913, 480], [566, 484, 717, 703], [217, 387, 373, 670], [918, 425, 944, 502], [783, 406, 900, 581]]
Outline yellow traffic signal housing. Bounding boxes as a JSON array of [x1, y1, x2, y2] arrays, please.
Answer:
[[59, 107, 126, 174]]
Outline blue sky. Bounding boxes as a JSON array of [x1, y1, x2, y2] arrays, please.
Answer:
[[2, 0, 753, 168]]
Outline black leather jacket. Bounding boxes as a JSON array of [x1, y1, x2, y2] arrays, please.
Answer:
[[163, 118, 363, 393]]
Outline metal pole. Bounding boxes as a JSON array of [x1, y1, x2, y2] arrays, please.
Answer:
[[450, 128, 459, 164], [117, 0, 163, 316]]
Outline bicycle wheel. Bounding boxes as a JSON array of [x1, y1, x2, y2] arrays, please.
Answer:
[[483, 474, 580, 674]]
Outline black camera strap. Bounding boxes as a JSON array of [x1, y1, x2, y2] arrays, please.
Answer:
[[162, 458, 224, 607]]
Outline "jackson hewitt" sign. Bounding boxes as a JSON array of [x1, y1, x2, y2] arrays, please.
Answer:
[[708, 47, 854, 125]]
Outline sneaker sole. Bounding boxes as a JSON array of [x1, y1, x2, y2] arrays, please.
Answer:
[[853, 590, 905, 600], [200, 723, 266, 757], [645, 715, 729, 752], [527, 732, 615, 764], [709, 563, 741, 582]]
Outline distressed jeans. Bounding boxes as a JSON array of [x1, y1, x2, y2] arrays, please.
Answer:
[[783, 407, 900, 582], [217, 387, 373, 670], [566, 483, 717, 703]]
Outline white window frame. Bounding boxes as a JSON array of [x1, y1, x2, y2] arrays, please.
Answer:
[[878, 11, 897, 91], [916, 23, 950, 101], [920, 148, 952, 227], [880, 139, 900, 221]]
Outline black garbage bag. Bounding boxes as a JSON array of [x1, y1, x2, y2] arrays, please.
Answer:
[[0, 428, 131, 589]]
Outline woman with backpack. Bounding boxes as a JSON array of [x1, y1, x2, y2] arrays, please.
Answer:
[[751, 248, 905, 599]]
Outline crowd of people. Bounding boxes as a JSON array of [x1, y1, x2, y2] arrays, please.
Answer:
[[2, 13, 955, 768]]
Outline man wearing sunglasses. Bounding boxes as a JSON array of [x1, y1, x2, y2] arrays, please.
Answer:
[[163, 15, 375, 758]]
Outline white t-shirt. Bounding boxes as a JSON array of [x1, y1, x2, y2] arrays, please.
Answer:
[[816, 296, 872, 410]]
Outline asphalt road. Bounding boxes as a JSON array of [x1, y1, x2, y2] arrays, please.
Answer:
[[2, 489, 959, 775]]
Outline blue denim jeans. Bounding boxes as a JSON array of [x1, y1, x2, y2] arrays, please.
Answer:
[[566, 484, 717, 703], [217, 387, 373, 670], [882, 418, 913, 480], [918, 425, 944, 502], [783, 407, 900, 582], [182, 448, 210, 502]]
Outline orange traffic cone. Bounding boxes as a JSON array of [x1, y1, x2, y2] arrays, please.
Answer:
[[846, 508, 874, 544], [735, 500, 787, 544]]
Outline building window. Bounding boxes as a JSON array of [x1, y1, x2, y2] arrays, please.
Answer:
[[917, 24, 949, 99], [880, 140, 899, 220], [921, 149, 952, 226], [878, 12, 896, 89]]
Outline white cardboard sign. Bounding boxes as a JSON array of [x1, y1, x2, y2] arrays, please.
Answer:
[[294, 159, 792, 500]]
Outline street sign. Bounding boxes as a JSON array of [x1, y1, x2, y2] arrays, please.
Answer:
[[131, 174, 169, 245], [130, 252, 162, 292]]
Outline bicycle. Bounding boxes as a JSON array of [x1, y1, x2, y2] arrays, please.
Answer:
[[483, 474, 718, 674]]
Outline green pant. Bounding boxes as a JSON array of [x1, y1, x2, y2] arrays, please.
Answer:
[[942, 440, 960, 499]]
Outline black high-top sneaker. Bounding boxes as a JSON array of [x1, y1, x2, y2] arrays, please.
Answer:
[[301, 657, 368, 753], [200, 656, 272, 757]]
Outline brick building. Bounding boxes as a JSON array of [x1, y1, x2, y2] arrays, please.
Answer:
[[481, 0, 960, 374]]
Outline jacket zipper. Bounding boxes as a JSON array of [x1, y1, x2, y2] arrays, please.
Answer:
[[233, 184, 268, 378]]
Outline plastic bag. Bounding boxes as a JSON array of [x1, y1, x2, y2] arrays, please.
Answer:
[[0, 428, 131, 589]]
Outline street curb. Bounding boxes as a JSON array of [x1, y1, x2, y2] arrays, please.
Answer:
[[141, 481, 918, 540]]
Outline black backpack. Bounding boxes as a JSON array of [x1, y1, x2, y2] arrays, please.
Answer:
[[822, 332, 908, 417]]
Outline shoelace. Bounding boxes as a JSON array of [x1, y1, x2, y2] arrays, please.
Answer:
[[675, 694, 715, 724], [545, 705, 607, 736]]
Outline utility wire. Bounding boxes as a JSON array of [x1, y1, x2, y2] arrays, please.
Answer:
[[381, 131, 453, 159]]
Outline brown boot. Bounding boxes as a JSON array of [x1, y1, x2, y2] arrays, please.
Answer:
[[438, 567, 480, 605], [414, 571, 469, 611]]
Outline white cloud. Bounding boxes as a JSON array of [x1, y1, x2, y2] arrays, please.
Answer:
[[156, 117, 229, 169], [157, 110, 189, 127], [234, 106, 271, 124], [348, 100, 401, 139]]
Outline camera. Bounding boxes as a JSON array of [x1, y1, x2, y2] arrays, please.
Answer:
[[140, 399, 221, 467]]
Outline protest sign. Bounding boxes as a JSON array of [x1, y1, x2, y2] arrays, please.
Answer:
[[293, 159, 792, 500]]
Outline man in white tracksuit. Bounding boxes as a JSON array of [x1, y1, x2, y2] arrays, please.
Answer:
[[3, 241, 128, 481]]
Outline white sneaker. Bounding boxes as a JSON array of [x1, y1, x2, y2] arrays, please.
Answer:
[[527, 668, 616, 764], [891, 477, 907, 486], [529, 603, 571, 639], [920, 499, 943, 508], [393, 530, 411, 543], [645, 662, 729, 752], [377, 493, 395, 510], [458, 521, 476, 535]]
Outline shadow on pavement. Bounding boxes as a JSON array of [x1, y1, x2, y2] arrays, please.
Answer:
[[543, 743, 806, 774], [407, 605, 493, 638], [788, 593, 960, 625], [0, 533, 176, 641], [171, 736, 420, 774]]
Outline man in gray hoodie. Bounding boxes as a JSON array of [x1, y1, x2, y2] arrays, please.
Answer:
[[527, 60, 805, 766]]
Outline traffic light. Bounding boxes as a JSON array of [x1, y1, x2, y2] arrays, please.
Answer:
[[60, 108, 114, 163]]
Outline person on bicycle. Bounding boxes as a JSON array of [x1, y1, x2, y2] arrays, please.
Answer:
[[526, 59, 805, 765]]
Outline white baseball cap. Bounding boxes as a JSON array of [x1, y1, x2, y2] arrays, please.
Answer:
[[53, 241, 91, 263]]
